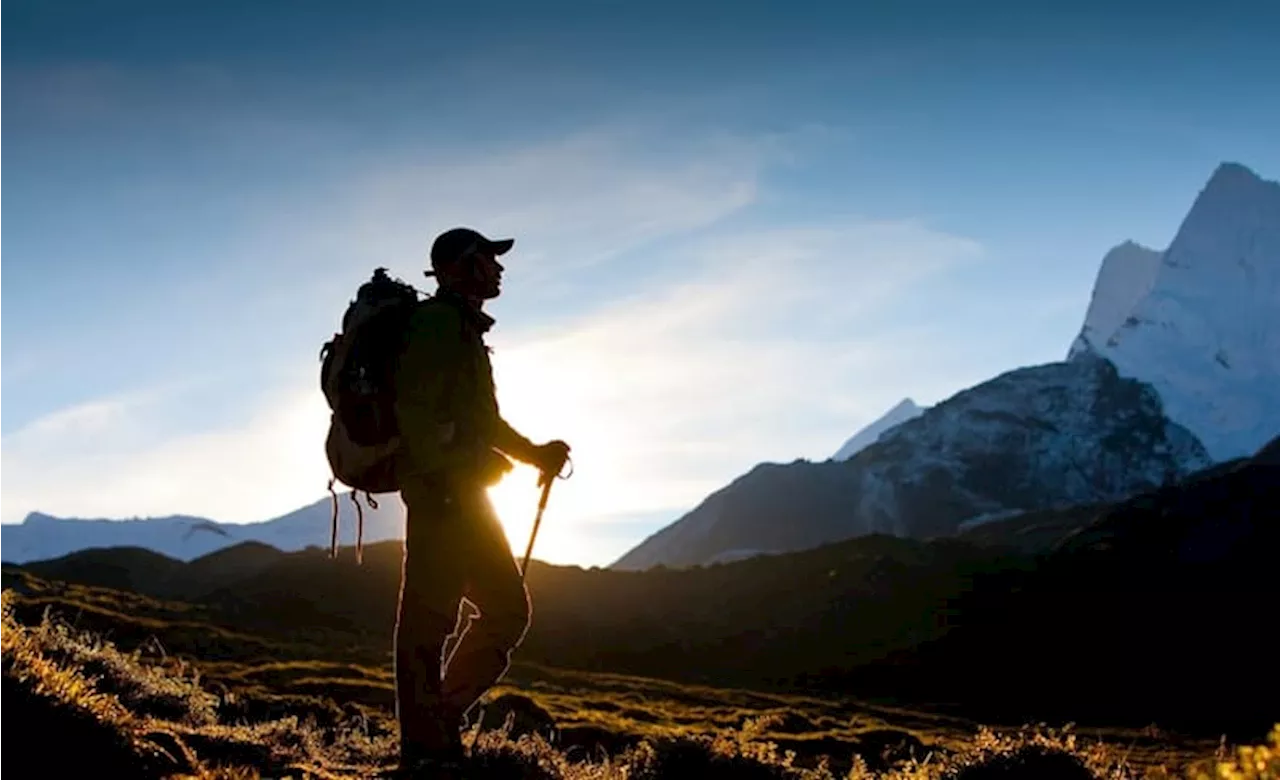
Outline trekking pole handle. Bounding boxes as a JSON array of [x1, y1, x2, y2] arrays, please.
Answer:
[[536, 454, 573, 488]]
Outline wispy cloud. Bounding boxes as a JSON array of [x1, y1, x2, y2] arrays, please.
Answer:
[[0, 353, 41, 392], [6, 62, 147, 123], [294, 126, 773, 287], [165, 124, 780, 370], [1, 375, 331, 525]]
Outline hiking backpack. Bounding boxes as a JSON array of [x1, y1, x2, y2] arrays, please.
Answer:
[[319, 267, 423, 561]]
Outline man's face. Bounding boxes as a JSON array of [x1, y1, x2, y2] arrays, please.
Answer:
[[442, 245, 504, 300], [470, 248, 503, 299]]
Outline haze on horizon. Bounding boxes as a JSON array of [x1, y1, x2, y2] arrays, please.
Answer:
[[3, 0, 1279, 566]]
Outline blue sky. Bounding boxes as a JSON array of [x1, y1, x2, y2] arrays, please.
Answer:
[[4, 0, 1279, 566]]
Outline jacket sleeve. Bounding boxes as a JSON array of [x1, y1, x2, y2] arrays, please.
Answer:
[[393, 304, 469, 474], [492, 413, 540, 465]]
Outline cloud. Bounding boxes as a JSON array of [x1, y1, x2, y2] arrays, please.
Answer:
[[163, 123, 778, 378], [1, 374, 332, 525], [6, 63, 142, 123], [287, 126, 771, 287], [0, 353, 41, 392]]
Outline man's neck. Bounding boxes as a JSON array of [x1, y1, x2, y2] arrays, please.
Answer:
[[437, 286, 495, 332], [437, 285, 480, 308]]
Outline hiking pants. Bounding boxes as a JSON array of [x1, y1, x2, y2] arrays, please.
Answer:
[[393, 475, 531, 759]]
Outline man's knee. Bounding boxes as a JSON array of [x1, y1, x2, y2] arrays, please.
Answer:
[[396, 568, 464, 658], [477, 588, 531, 650], [395, 607, 456, 650], [499, 606, 532, 651], [400, 570, 461, 620]]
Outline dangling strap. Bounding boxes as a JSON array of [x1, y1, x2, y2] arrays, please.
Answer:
[[348, 490, 365, 565], [327, 478, 339, 559], [361, 493, 377, 565]]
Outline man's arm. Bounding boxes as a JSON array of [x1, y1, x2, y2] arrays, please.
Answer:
[[492, 417, 540, 465], [494, 416, 569, 486]]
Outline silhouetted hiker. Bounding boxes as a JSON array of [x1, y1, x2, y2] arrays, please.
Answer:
[[386, 227, 570, 778]]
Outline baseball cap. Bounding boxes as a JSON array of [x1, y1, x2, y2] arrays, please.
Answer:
[[426, 227, 514, 276]]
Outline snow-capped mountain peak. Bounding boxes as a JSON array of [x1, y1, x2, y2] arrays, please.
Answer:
[[832, 398, 926, 461], [1070, 161, 1280, 461], [1068, 240, 1163, 358]]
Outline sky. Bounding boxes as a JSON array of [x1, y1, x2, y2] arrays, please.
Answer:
[[3, 0, 1279, 567]]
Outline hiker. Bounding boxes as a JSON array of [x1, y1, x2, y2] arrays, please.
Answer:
[[388, 227, 570, 776]]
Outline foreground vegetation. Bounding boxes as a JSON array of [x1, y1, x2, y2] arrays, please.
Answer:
[[5, 589, 1273, 779]]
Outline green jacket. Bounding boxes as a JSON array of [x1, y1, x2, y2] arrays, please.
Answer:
[[393, 292, 537, 483]]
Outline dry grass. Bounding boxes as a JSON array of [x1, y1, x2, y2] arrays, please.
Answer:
[[1184, 727, 1280, 780], [3, 588, 1270, 779]]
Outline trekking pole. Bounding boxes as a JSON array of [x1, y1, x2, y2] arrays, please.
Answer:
[[520, 455, 572, 580], [520, 478, 553, 581]]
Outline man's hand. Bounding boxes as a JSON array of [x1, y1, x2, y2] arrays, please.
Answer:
[[534, 440, 571, 486]]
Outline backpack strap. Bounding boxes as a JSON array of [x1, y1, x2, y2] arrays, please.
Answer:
[[347, 491, 364, 565], [362, 493, 378, 566], [326, 478, 375, 565], [327, 477, 340, 558]]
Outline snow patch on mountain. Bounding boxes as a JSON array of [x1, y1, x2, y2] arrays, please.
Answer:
[[832, 398, 926, 461], [704, 548, 775, 565], [1070, 162, 1280, 461], [955, 508, 1027, 532]]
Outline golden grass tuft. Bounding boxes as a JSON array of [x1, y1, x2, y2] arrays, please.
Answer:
[[1185, 726, 1280, 780]]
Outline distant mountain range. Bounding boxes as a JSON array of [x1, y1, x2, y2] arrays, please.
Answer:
[[613, 161, 1280, 570], [1, 494, 405, 565]]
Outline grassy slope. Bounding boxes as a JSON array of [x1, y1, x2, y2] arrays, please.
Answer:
[[4, 582, 1267, 779]]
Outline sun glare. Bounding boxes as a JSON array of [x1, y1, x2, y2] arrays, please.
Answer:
[[484, 456, 609, 567], [480, 329, 704, 568], [482, 338, 617, 566], [486, 468, 545, 561]]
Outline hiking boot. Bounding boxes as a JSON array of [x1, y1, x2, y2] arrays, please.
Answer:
[[383, 737, 468, 779], [377, 755, 468, 779]]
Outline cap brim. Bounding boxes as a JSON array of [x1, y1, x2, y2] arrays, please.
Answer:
[[486, 238, 514, 255]]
